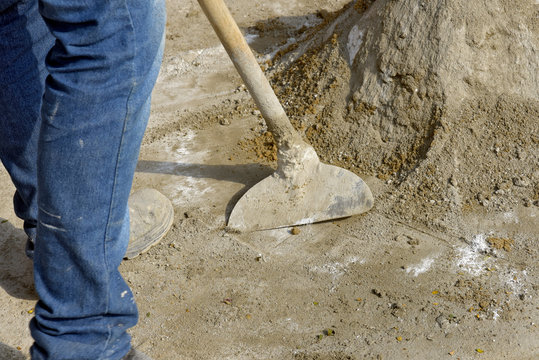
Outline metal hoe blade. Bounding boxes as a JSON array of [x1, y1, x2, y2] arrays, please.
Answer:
[[227, 146, 373, 232]]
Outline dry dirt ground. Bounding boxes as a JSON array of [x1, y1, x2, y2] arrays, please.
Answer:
[[1, 0, 538, 359]]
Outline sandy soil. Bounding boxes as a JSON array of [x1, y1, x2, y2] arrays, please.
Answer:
[[1, 0, 538, 359]]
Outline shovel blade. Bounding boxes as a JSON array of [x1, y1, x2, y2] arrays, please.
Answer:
[[227, 162, 374, 232]]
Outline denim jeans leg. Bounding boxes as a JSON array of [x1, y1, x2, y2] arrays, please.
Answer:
[[24, 0, 165, 359], [0, 0, 55, 258]]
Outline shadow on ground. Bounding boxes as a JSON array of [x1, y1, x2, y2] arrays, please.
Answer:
[[0, 342, 25, 360], [243, 13, 324, 56], [136, 160, 274, 185], [0, 218, 37, 300], [136, 160, 275, 221]]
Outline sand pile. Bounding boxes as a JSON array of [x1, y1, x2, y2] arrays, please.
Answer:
[[268, 0, 538, 227]]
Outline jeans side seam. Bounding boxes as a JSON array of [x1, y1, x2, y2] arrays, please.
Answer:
[[99, 1, 137, 358]]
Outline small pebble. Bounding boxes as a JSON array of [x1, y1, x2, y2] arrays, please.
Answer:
[[512, 177, 529, 187]]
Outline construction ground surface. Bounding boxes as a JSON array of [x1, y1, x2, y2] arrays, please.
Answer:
[[1, 0, 538, 359]]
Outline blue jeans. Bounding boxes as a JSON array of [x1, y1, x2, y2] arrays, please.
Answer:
[[0, 0, 165, 359]]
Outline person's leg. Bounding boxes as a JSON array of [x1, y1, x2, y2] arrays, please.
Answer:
[[0, 0, 54, 257], [26, 0, 165, 359]]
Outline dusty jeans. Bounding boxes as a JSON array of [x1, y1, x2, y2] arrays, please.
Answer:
[[0, 0, 165, 358]]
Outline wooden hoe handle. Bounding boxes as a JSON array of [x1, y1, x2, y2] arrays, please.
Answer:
[[197, 0, 300, 145]]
